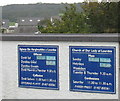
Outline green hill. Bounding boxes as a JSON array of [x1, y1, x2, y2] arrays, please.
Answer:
[[2, 3, 82, 22]]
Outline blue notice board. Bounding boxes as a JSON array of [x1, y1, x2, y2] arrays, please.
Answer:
[[69, 46, 116, 94], [18, 45, 59, 90]]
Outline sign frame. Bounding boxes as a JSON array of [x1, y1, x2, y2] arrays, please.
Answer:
[[69, 46, 116, 94], [18, 45, 59, 90]]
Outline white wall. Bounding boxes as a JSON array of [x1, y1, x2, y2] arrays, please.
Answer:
[[0, 40, 2, 100], [2, 41, 119, 99]]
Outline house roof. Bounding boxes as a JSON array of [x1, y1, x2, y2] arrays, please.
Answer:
[[18, 17, 44, 26]]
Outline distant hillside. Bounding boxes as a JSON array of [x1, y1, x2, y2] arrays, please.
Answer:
[[2, 3, 83, 22]]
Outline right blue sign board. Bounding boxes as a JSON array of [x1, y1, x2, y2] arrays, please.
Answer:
[[69, 46, 116, 94]]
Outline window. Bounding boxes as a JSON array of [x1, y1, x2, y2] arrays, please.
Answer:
[[37, 19, 40, 22], [2, 22, 5, 24], [22, 20, 25, 22]]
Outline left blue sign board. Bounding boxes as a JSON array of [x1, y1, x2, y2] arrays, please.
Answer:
[[18, 45, 59, 90]]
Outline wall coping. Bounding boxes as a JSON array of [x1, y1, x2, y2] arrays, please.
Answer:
[[0, 33, 120, 42]]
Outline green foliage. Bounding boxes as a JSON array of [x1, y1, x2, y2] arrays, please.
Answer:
[[1, 28, 6, 33], [39, 4, 90, 33], [3, 3, 118, 33], [82, 2, 119, 33], [9, 22, 15, 26], [39, 2, 119, 33]]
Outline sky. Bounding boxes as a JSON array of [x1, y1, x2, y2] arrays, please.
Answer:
[[1, 0, 85, 6]]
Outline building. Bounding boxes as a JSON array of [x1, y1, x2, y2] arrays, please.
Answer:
[[1, 19, 9, 33], [8, 23, 18, 33], [50, 16, 61, 23], [17, 17, 44, 33], [2, 19, 9, 29]]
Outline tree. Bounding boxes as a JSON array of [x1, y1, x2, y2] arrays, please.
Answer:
[[39, 2, 119, 33], [82, 2, 119, 33], [39, 4, 90, 33]]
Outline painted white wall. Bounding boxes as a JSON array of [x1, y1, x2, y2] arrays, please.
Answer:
[[2, 41, 119, 99], [0, 40, 2, 101]]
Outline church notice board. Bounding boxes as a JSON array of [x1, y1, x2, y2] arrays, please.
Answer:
[[69, 46, 116, 94], [18, 45, 59, 90]]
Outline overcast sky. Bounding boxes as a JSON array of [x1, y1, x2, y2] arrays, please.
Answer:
[[1, 0, 86, 6]]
